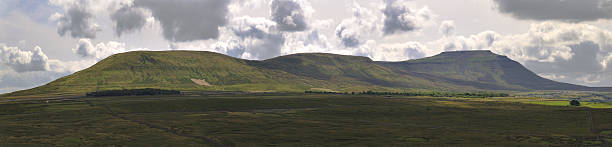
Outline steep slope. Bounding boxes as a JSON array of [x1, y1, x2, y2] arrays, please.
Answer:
[[380, 50, 588, 90], [4, 50, 609, 97]]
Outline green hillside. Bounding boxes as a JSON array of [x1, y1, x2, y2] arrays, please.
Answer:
[[3, 50, 609, 97]]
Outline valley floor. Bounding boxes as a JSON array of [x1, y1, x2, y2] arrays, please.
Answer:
[[1, 94, 611, 146]]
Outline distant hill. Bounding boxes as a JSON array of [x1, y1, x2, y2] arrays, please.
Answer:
[[4, 50, 610, 97]]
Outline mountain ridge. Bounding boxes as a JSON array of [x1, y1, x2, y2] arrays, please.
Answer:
[[4, 50, 611, 97]]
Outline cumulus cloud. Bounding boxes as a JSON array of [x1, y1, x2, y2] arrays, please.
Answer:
[[270, 0, 310, 32], [494, 0, 612, 22], [54, 5, 100, 38], [214, 16, 284, 60], [0, 44, 49, 72], [335, 2, 380, 48], [437, 31, 498, 53], [73, 39, 127, 60], [439, 20, 455, 37], [283, 29, 334, 55], [382, 0, 433, 35], [132, 0, 231, 42], [111, 5, 149, 36], [357, 41, 426, 61]]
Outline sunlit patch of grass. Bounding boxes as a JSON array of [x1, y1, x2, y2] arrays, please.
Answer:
[[433, 101, 475, 108], [601, 130, 612, 136], [581, 102, 612, 109], [522, 100, 569, 107]]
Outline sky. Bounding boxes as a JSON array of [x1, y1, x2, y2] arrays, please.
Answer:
[[2, 0, 612, 93]]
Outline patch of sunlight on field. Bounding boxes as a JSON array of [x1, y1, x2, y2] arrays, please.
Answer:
[[522, 100, 569, 106], [433, 101, 475, 108], [581, 102, 612, 108], [519, 99, 612, 108]]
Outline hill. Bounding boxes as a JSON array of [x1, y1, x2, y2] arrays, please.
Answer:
[[380, 50, 590, 91], [3, 50, 610, 97]]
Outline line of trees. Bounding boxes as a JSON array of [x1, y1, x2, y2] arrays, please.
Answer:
[[305, 90, 509, 98], [87, 88, 180, 97]]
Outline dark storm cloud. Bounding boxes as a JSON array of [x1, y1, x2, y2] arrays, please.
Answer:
[[111, 5, 147, 36], [56, 5, 99, 38], [270, 0, 308, 32], [494, 0, 612, 22], [132, 0, 231, 42]]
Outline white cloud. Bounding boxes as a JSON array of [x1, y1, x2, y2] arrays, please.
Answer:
[[282, 29, 334, 55], [73, 39, 127, 60], [226, 16, 284, 59], [48, 59, 96, 73], [0, 44, 49, 72], [538, 73, 567, 81], [439, 20, 455, 37], [335, 2, 381, 48], [359, 41, 427, 61]]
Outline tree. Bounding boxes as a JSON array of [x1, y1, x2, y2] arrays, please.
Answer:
[[570, 100, 581, 106]]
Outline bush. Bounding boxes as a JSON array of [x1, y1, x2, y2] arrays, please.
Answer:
[[570, 100, 580, 106]]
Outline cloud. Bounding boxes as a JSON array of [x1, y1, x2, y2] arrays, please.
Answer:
[[335, 2, 380, 48], [73, 39, 127, 60], [282, 29, 334, 55], [229, 0, 270, 14], [0, 70, 69, 94], [270, 0, 309, 32], [54, 4, 100, 38], [437, 31, 498, 52], [382, 0, 433, 35], [0, 44, 50, 72], [132, 0, 231, 42], [439, 20, 455, 37], [358, 41, 427, 61], [111, 5, 149, 36], [494, 0, 612, 22], [214, 16, 284, 60]]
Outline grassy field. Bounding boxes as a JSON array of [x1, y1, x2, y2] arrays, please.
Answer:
[[0, 94, 611, 146]]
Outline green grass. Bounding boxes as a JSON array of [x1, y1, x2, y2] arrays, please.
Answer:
[[0, 94, 609, 146]]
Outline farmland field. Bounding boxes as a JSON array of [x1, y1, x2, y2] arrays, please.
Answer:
[[1, 94, 611, 146]]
